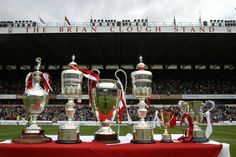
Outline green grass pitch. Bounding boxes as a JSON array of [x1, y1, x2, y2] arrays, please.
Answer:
[[0, 125, 235, 156]]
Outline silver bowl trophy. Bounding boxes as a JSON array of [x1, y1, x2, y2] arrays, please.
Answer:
[[131, 56, 155, 144], [56, 55, 83, 144], [91, 69, 127, 144], [13, 57, 52, 144], [178, 100, 215, 143]]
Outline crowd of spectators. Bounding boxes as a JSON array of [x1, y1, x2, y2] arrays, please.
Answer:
[[1, 72, 236, 94], [0, 104, 236, 122]]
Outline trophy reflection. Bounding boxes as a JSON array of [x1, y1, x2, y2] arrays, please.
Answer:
[[56, 55, 83, 144], [178, 100, 215, 143], [13, 57, 52, 144], [131, 56, 155, 144], [160, 111, 173, 143], [91, 69, 126, 144]]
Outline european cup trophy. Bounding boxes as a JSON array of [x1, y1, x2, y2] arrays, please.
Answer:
[[91, 69, 127, 144], [131, 56, 155, 144], [178, 100, 215, 143], [160, 111, 174, 143], [56, 55, 83, 144], [13, 57, 52, 144]]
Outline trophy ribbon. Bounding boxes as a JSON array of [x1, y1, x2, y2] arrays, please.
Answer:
[[169, 112, 176, 128], [42, 73, 53, 93], [117, 81, 128, 122], [98, 106, 115, 122], [25, 72, 34, 90], [70, 64, 100, 81], [178, 112, 194, 142], [204, 111, 212, 138], [70, 64, 100, 104]]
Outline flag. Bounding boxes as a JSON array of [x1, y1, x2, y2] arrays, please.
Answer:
[[199, 15, 202, 26], [173, 16, 176, 26], [64, 16, 71, 25], [39, 17, 46, 25]]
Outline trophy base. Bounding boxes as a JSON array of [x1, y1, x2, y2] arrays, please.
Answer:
[[160, 134, 173, 143], [12, 129, 52, 144], [56, 128, 81, 144], [131, 128, 155, 144], [131, 139, 156, 144], [191, 137, 209, 143], [94, 133, 120, 144]]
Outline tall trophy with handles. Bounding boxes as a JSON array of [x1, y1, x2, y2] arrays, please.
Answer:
[[178, 100, 215, 143], [56, 55, 84, 144], [13, 57, 52, 144], [91, 69, 127, 143], [131, 56, 155, 144]]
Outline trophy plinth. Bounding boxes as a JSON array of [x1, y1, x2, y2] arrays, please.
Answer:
[[56, 55, 84, 144], [94, 134, 120, 144], [12, 130, 52, 144], [12, 57, 52, 144], [131, 56, 155, 144]]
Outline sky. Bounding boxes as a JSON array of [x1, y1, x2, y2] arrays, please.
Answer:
[[0, 0, 235, 23]]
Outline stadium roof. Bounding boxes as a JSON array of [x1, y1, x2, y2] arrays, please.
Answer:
[[0, 32, 236, 67]]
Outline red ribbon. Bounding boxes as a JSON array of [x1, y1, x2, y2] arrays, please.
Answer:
[[137, 67, 144, 70], [25, 72, 33, 90], [178, 112, 194, 143], [118, 91, 126, 121], [42, 73, 52, 93], [70, 65, 100, 81], [98, 106, 115, 122], [169, 112, 176, 129], [145, 98, 151, 110]]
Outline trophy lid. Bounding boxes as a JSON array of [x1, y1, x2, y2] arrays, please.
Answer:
[[136, 55, 145, 70], [131, 55, 152, 76], [69, 54, 78, 66]]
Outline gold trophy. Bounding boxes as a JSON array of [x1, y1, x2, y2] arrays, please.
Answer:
[[131, 56, 155, 144], [178, 100, 215, 143], [56, 55, 83, 144], [160, 111, 173, 143]]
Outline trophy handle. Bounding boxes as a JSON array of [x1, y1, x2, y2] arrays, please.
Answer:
[[203, 100, 215, 112], [115, 69, 127, 92], [177, 100, 188, 112]]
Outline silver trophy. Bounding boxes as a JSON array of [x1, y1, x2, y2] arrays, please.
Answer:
[[13, 57, 52, 144], [178, 100, 215, 143], [91, 69, 127, 143], [56, 55, 83, 144], [131, 56, 155, 144]]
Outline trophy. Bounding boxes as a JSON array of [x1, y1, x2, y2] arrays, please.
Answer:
[[13, 57, 52, 144], [178, 100, 215, 143], [131, 56, 155, 144], [160, 111, 174, 143], [91, 69, 127, 144], [56, 55, 83, 144]]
